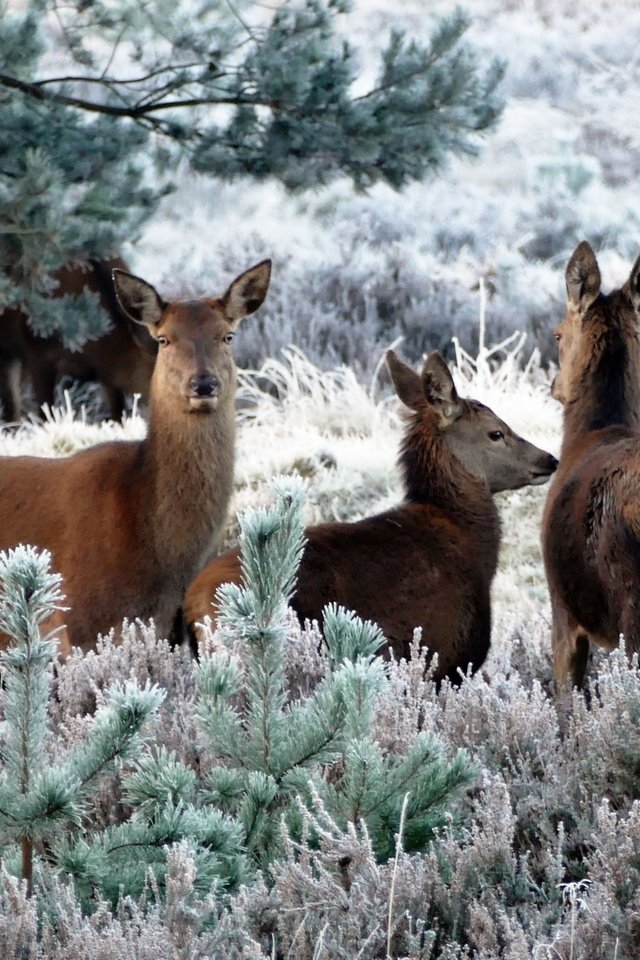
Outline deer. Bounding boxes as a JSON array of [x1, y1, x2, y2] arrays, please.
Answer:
[[184, 350, 558, 684], [0, 259, 272, 656], [0, 257, 157, 423], [542, 241, 640, 689]]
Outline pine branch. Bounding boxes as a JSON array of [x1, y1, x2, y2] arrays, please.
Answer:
[[0, 72, 276, 120], [33, 62, 211, 88]]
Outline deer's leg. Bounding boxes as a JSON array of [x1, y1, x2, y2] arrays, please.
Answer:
[[551, 599, 590, 690], [104, 385, 126, 422], [0, 355, 22, 422], [621, 598, 640, 660], [31, 363, 57, 413]]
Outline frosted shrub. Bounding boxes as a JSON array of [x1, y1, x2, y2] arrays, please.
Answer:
[[568, 644, 640, 808], [1, 564, 640, 955]]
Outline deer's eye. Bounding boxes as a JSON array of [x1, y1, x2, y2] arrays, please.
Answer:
[[157, 336, 170, 347], [223, 332, 234, 344], [488, 430, 504, 441], [554, 333, 561, 342]]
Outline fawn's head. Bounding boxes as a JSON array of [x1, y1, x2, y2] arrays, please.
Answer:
[[387, 350, 557, 494], [113, 260, 271, 413], [552, 241, 640, 408]]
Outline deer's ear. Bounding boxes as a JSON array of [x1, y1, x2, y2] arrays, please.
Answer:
[[112, 269, 165, 327], [222, 259, 272, 325], [566, 241, 601, 315], [422, 352, 462, 424], [386, 350, 424, 411], [627, 251, 640, 317]]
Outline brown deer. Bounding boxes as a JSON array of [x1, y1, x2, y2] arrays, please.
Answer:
[[184, 350, 557, 684], [542, 242, 640, 689], [0, 258, 157, 423], [0, 259, 272, 656]]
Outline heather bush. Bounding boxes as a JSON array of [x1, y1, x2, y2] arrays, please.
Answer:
[[2, 603, 640, 955], [0, 482, 476, 954]]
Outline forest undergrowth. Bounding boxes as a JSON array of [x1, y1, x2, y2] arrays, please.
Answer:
[[1, 338, 638, 960]]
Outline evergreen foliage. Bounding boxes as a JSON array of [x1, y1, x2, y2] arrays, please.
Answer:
[[196, 476, 475, 869], [0, 0, 503, 344], [0, 486, 475, 911], [0, 545, 164, 895]]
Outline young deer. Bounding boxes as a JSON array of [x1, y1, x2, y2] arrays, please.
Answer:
[[0, 259, 272, 655], [542, 242, 640, 689], [185, 351, 557, 683], [0, 258, 157, 423]]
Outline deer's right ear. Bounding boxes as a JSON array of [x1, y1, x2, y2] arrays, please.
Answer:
[[422, 352, 461, 424], [222, 259, 272, 325], [112, 269, 166, 327], [627, 250, 640, 317], [386, 350, 424, 411], [566, 241, 601, 315]]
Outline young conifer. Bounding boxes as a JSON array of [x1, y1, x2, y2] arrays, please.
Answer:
[[196, 476, 475, 869], [0, 545, 164, 895]]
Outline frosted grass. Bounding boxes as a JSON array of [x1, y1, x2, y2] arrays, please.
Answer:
[[0, 342, 562, 664]]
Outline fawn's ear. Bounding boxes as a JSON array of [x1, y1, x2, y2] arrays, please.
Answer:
[[386, 350, 424, 411], [112, 269, 166, 327], [422, 352, 462, 424], [222, 259, 272, 325], [627, 251, 640, 317], [566, 241, 601, 315]]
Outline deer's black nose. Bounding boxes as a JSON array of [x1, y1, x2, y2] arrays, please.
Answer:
[[189, 375, 219, 398]]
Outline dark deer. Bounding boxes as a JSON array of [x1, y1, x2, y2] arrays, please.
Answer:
[[185, 351, 557, 684], [542, 242, 640, 689], [0, 259, 272, 655], [0, 258, 157, 423]]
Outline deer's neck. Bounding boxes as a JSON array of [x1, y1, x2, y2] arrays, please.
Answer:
[[399, 424, 500, 544], [140, 392, 236, 569], [563, 311, 640, 453]]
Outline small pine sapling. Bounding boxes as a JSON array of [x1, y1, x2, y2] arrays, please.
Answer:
[[197, 477, 476, 869], [0, 545, 164, 895], [196, 476, 386, 868]]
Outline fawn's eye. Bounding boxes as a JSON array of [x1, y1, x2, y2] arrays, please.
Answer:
[[223, 332, 234, 344], [554, 334, 561, 342], [157, 336, 170, 347], [488, 430, 504, 441]]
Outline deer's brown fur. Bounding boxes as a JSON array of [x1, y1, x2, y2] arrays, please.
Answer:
[[0, 258, 157, 422], [542, 242, 640, 688], [0, 260, 272, 655], [185, 351, 557, 683]]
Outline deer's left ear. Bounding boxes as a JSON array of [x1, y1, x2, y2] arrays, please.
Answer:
[[566, 241, 601, 316], [386, 350, 424, 411], [422, 352, 462, 425], [112, 269, 166, 327], [222, 259, 272, 325]]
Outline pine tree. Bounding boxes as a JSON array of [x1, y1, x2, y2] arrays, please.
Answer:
[[0, 0, 504, 345], [195, 476, 475, 868], [0, 545, 165, 895]]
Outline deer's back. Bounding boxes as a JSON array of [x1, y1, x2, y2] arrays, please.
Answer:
[[298, 504, 495, 673], [187, 501, 498, 682]]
